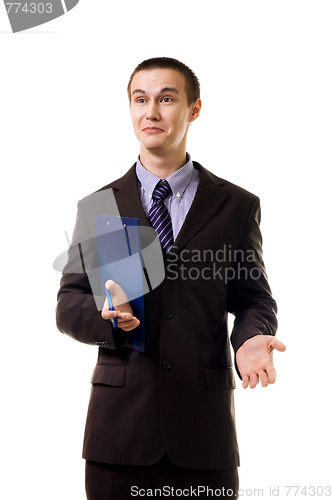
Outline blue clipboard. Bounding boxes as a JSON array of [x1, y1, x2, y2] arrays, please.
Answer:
[[95, 214, 145, 353]]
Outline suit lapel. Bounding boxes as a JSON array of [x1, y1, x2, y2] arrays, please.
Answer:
[[109, 164, 151, 229], [171, 162, 229, 253], [108, 162, 230, 254]]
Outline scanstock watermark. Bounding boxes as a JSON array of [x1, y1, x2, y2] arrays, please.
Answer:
[[130, 484, 333, 497], [3, 0, 79, 32], [130, 485, 237, 497], [53, 188, 264, 309], [165, 245, 263, 282]]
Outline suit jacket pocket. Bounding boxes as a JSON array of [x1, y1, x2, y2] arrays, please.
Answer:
[[205, 367, 236, 390], [91, 364, 126, 387]]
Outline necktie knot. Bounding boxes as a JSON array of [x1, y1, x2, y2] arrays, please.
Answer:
[[152, 180, 172, 202]]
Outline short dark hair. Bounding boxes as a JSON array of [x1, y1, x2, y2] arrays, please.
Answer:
[[127, 57, 200, 106]]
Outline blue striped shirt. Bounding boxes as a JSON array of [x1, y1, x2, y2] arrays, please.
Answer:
[[136, 154, 200, 240]]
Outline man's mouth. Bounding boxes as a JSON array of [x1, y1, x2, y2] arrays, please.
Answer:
[[142, 127, 164, 134]]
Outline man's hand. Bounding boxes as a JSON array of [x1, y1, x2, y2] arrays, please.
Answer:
[[236, 335, 286, 389], [101, 280, 140, 332]]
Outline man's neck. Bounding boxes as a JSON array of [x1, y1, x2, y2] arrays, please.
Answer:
[[139, 149, 188, 178]]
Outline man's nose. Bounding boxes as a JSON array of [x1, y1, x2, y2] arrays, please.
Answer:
[[146, 102, 160, 121]]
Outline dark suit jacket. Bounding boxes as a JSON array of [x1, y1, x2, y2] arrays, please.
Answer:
[[56, 161, 277, 470]]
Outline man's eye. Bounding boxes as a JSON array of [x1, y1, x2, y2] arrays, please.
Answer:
[[161, 97, 173, 102], [136, 98, 146, 103]]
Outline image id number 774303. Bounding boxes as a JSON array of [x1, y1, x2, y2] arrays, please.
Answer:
[[5, 2, 53, 14], [284, 485, 332, 496]]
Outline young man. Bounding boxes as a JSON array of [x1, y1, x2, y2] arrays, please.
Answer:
[[56, 57, 285, 499]]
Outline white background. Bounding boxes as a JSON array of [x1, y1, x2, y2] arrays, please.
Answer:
[[1, 1, 332, 498]]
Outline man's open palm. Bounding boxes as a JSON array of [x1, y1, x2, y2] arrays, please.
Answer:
[[236, 335, 286, 389]]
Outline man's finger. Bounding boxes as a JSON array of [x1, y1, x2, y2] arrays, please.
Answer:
[[105, 279, 117, 291], [101, 309, 120, 320], [249, 373, 259, 389], [258, 370, 269, 387], [267, 365, 277, 384], [242, 375, 249, 389], [117, 314, 138, 324], [105, 279, 129, 307], [118, 318, 140, 331]]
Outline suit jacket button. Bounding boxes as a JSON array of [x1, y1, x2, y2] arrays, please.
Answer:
[[162, 360, 173, 370], [163, 311, 173, 319]]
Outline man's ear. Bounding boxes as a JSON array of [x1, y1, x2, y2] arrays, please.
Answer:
[[189, 99, 202, 123]]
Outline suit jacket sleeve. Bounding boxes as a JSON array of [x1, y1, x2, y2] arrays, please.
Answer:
[[55, 199, 127, 349], [228, 196, 278, 362]]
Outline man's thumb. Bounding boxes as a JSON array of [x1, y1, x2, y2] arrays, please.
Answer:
[[270, 338, 286, 352]]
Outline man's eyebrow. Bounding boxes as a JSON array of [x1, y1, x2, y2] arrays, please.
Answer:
[[131, 87, 179, 97], [160, 87, 179, 94], [131, 89, 146, 97]]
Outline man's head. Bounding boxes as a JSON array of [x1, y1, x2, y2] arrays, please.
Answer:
[[127, 57, 200, 106], [128, 57, 201, 161]]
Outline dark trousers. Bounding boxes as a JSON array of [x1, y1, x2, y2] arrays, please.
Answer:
[[86, 453, 239, 499]]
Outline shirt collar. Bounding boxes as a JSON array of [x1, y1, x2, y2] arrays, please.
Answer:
[[136, 153, 194, 202]]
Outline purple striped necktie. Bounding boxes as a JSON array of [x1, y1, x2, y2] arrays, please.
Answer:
[[148, 180, 174, 255]]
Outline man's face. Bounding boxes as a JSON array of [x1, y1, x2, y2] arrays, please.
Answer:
[[130, 68, 200, 156]]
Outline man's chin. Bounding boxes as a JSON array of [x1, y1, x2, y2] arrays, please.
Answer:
[[141, 140, 167, 152]]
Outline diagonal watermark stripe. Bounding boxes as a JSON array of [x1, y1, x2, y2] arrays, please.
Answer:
[[53, 187, 166, 311], [3, 0, 80, 33]]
